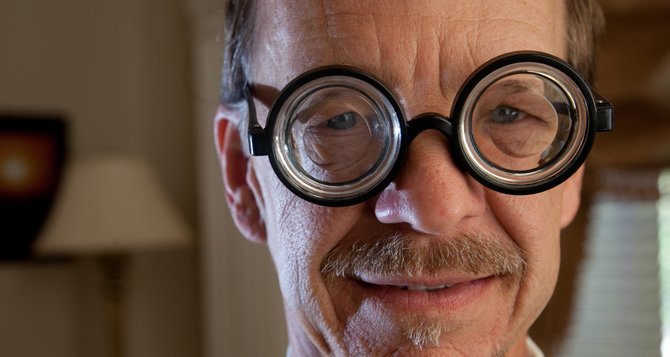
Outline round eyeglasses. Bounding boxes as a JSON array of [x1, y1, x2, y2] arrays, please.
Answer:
[[246, 51, 614, 207]]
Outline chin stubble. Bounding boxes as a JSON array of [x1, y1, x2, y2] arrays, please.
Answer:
[[402, 317, 450, 348], [401, 318, 511, 353]]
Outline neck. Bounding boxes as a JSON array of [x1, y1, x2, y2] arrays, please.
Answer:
[[505, 334, 531, 357]]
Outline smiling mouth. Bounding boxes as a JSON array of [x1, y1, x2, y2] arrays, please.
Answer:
[[399, 284, 453, 292], [354, 271, 493, 288], [357, 277, 489, 292], [344, 275, 497, 312], [366, 282, 458, 292]]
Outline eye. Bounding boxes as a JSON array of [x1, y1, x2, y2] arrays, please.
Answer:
[[326, 112, 358, 130], [490, 106, 528, 124]]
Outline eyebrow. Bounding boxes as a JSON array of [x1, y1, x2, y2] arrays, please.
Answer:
[[295, 91, 358, 124], [254, 81, 361, 122], [492, 78, 545, 95]]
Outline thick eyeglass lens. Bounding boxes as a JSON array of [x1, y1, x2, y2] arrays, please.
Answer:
[[471, 73, 573, 172], [285, 86, 388, 184]]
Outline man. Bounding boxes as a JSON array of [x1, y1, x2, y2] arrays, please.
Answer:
[[215, 0, 611, 355]]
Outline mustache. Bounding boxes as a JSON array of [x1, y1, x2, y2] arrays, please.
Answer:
[[320, 231, 527, 279]]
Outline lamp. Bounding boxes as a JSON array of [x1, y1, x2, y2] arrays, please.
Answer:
[[35, 155, 192, 357]]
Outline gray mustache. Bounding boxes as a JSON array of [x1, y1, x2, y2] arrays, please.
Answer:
[[321, 231, 527, 279]]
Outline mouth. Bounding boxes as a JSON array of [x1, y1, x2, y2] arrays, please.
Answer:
[[366, 279, 472, 292], [320, 233, 524, 315], [340, 274, 499, 312], [398, 284, 454, 292], [355, 272, 492, 290]]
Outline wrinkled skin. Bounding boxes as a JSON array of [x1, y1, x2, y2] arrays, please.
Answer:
[[216, 0, 583, 356]]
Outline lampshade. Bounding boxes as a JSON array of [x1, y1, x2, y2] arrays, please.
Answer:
[[35, 155, 192, 255]]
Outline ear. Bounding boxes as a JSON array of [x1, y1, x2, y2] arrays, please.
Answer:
[[559, 166, 585, 228], [214, 105, 267, 243]]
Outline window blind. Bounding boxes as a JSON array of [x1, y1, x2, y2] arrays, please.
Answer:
[[659, 170, 670, 357], [560, 169, 663, 357]]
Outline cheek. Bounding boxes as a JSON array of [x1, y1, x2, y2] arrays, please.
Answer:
[[487, 189, 564, 325], [255, 158, 363, 307], [487, 189, 563, 279], [489, 189, 563, 244], [255, 160, 319, 285]]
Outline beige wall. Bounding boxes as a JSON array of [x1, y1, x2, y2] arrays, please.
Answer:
[[0, 0, 199, 356], [187, 0, 288, 355]]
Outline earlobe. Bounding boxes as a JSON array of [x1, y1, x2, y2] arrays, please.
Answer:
[[215, 107, 267, 243], [560, 167, 585, 228]]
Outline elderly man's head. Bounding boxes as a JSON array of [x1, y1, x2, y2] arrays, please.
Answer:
[[215, 1, 605, 355]]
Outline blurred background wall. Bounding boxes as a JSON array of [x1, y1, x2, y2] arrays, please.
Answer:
[[0, 0, 200, 356], [188, 0, 288, 356]]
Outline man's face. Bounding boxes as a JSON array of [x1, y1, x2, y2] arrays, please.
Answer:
[[237, 0, 582, 355]]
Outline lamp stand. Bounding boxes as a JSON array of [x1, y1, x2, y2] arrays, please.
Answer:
[[101, 254, 128, 357]]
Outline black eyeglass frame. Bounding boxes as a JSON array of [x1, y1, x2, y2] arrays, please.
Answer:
[[246, 51, 614, 207]]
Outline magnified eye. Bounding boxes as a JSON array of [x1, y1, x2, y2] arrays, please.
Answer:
[[490, 106, 527, 124], [301, 110, 373, 169], [327, 112, 358, 130], [286, 86, 387, 184], [486, 104, 555, 161], [478, 101, 557, 170], [472, 75, 565, 171]]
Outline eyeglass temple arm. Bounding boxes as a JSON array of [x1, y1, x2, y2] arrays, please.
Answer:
[[246, 89, 270, 156], [594, 92, 614, 132]]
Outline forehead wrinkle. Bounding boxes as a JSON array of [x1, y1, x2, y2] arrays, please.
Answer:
[[373, 14, 472, 108], [323, 12, 381, 69], [319, 2, 465, 73], [480, 20, 549, 53], [253, 0, 335, 83], [254, 0, 566, 114]]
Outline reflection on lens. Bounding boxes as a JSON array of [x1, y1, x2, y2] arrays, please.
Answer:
[[471, 73, 571, 172], [287, 86, 386, 184]]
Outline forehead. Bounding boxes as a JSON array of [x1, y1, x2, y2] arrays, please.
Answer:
[[250, 0, 566, 90]]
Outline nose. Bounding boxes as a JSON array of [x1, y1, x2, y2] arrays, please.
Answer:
[[374, 125, 487, 236]]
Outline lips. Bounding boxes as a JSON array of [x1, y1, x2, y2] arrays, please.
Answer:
[[343, 273, 498, 312], [355, 272, 489, 291], [401, 284, 452, 292]]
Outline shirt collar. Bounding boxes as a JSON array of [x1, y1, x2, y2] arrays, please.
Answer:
[[527, 337, 545, 357]]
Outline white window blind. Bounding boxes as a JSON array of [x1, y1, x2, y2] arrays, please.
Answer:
[[560, 169, 664, 357], [659, 170, 670, 357]]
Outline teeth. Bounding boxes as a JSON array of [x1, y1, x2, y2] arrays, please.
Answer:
[[402, 285, 450, 291]]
